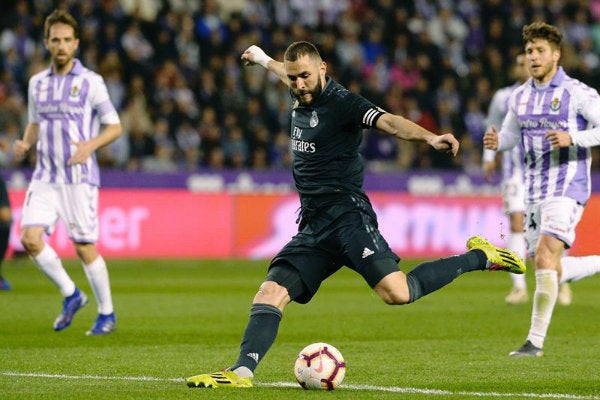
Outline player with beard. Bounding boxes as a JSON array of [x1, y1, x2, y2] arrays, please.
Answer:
[[485, 22, 600, 357], [186, 41, 526, 388], [14, 9, 121, 335]]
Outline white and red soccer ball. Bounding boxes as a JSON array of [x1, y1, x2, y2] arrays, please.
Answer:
[[294, 342, 346, 390]]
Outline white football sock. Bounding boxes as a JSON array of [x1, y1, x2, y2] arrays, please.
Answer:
[[507, 232, 527, 289], [32, 244, 75, 297], [83, 255, 114, 315], [527, 270, 558, 349], [560, 255, 600, 283]]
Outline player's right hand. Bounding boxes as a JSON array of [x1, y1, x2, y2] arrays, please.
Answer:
[[13, 139, 30, 159], [483, 126, 499, 151], [241, 45, 272, 68]]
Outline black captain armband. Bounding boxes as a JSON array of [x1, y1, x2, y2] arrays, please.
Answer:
[[362, 106, 386, 127]]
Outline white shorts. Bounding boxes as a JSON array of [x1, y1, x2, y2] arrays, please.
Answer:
[[524, 196, 583, 257], [20, 180, 99, 243], [501, 174, 525, 215]]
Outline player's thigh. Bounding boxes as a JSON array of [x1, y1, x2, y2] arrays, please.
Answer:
[[269, 235, 338, 304], [525, 197, 583, 257], [539, 197, 583, 249], [58, 184, 100, 242], [20, 181, 60, 233], [337, 212, 400, 288]]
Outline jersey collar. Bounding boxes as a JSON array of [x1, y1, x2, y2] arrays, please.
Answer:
[[528, 66, 566, 89], [46, 58, 84, 76], [312, 76, 334, 105], [549, 66, 566, 87]]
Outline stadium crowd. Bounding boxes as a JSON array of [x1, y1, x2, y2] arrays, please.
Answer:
[[0, 0, 599, 173]]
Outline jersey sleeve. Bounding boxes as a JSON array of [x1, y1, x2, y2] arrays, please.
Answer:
[[89, 74, 120, 125], [485, 89, 508, 130], [570, 86, 600, 147], [27, 77, 38, 124], [482, 89, 506, 162], [342, 91, 386, 128], [497, 91, 521, 152]]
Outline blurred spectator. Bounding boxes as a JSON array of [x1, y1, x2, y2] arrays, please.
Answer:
[[0, 120, 21, 168], [223, 124, 248, 168], [426, 5, 468, 49], [175, 119, 200, 171], [127, 124, 156, 171], [99, 51, 126, 110], [1, 0, 600, 174], [121, 20, 154, 72], [463, 98, 486, 145]]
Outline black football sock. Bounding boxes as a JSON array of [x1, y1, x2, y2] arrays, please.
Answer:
[[406, 250, 486, 303], [231, 303, 282, 374]]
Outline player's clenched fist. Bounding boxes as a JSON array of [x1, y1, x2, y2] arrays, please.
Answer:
[[241, 45, 273, 68]]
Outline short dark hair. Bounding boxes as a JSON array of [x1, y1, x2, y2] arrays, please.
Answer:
[[44, 9, 79, 39], [284, 41, 322, 62], [522, 22, 562, 50]]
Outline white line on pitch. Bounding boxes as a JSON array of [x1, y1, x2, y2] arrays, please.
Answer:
[[2, 372, 599, 399]]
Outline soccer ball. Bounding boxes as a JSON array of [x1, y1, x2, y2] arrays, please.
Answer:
[[293, 342, 346, 390]]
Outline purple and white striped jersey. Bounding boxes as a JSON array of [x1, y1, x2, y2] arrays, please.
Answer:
[[27, 59, 120, 186], [497, 67, 600, 205], [483, 82, 525, 183]]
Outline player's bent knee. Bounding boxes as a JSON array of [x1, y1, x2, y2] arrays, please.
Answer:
[[20, 229, 44, 254], [254, 280, 290, 307], [380, 290, 410, 305], [374, 271, 410, 305]]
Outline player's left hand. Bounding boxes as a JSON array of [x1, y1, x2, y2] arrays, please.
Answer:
[[431, 133, 459, 156], [546, 130, 572, 148], [68, 140, 94, 165]]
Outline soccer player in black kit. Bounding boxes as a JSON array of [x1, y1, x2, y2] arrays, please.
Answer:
[[187, 41, 526, 388]]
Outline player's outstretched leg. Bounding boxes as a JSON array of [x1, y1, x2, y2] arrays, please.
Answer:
[[405, 236, 526, 304]]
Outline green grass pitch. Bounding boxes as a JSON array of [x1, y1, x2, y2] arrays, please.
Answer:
[[1, 257, 599, 399]]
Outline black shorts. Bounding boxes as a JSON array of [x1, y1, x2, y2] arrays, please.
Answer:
[[0, 178, 9, 208], [268, 195, 400, 304]]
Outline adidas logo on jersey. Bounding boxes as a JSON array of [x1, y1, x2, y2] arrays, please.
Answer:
[[362, 247, 375, 259]]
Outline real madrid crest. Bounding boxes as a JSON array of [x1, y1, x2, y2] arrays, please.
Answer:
[[550, 97, 561, 111], [309, 110, 319, 128]]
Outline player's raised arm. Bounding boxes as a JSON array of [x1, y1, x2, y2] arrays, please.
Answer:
[[241, 45, 289, 87], [375, 112, 459, 156]]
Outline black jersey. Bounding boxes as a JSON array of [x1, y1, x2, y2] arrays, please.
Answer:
[[289, 77, 384, 203]]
